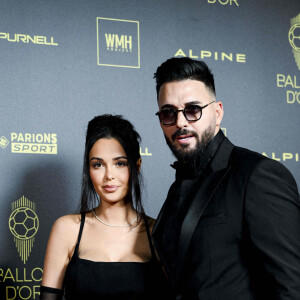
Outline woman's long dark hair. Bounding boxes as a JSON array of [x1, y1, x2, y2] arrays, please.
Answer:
[[80, 114, 144, 223]]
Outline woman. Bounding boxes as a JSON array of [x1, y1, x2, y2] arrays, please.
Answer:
[[40, 115, 171, 299]]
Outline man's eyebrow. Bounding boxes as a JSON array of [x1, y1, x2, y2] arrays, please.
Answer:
[[160, 100, 201, 110], [184, 100, 202, 106]]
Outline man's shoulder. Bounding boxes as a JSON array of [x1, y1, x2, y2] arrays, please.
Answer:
[[229, 143, 293, 179], [231, 145, 266, 163]]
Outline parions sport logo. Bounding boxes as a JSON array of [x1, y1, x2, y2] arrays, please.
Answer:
[[0, 136, 9, 148], [8, 132, 58, 154], [96, 17, 140, 68]]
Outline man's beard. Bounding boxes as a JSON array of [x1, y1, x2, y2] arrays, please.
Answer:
[[165, 127, 215, 173]]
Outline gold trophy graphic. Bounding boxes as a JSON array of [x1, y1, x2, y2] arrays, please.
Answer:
[[289, 14, 300, 70], [9, 196, 39, 264]]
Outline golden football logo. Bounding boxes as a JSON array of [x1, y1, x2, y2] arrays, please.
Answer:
[[9, 196, 39, 264], [289, 14, 300, 70]]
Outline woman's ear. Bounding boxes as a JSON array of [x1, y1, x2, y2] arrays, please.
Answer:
[[136, 158, 142, 173]]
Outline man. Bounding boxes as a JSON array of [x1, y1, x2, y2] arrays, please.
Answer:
[[151, 57, 300, 299]]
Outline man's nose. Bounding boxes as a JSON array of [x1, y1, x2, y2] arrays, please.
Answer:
[[176, 111, 188, 128]]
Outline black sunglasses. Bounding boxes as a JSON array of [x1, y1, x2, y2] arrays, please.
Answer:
[[155, 101, 216, 126]]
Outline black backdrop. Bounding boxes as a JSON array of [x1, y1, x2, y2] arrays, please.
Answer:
[[1, 1, 299, 299]]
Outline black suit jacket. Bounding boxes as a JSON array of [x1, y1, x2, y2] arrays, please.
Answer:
[[152, 135, 300, 299]]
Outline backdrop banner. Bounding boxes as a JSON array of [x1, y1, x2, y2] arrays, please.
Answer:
[[1, 1, 299, 299]]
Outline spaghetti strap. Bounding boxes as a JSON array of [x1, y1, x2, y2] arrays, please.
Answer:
[[73, 213, 85, 257], [143, 214, 157, 260]]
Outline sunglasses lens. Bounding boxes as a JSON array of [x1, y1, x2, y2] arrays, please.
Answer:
[[184, 105, 201, 121], [159, 109, 176, 125]]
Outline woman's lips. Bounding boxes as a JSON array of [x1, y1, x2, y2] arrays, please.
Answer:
[[103, 185, 118, 192]]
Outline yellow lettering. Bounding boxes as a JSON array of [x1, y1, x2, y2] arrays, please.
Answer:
[[105, 33, 114, 48], [51, 133, 57, 144], [287, 90, 295, 103], [189, 49, 198, 59], [124, 35, 132, 50], [7, 33, 17, 42], [221, 52, 233, 61], [174, 48, 186, 57], [35, 134, 43, 143], [283, 153, 293, 161], [285, 75, 293, 88], [287, 91, 300, 103], [236, 53, 246, 63], [24, 268, 31, 282], [145, 147, 152, 156], [277, 74, 285, 87], [17, 34, 27, 43], [50, 37, 58, 46], [295, 76, 300, 89], [31, 268, 43, 282], [18, 133, 24, 142], [208, 0, 239, 5], [6, 286, 16, 300], [27, 35, 35, 43], [35, 36, 45, 44], [271, 152, 281, 161], [11, 133, 17, 141], [201, 50, 211, 59], [0, 32, 7, 39], [115, 34, 124, 48], [19, 285, 32, 299], [4, 268, 15, 282], [24, 133, 31, 143], [16, 268, 23, 282], [140, 147, 152, 156], [33, 285, 40, 299]]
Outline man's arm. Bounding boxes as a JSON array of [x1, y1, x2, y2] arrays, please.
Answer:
[[244, 158, 300, 299]]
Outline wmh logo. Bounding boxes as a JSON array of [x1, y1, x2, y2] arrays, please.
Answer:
[[105, 33, 132, 52], [97, 17, 140, 68]]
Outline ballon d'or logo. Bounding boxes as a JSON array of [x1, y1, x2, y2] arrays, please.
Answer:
[[9, 196, 39, 264], [289, 14, 300, 70]]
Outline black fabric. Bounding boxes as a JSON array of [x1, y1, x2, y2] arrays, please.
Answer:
[[154, 130, 225, 284], [152, 131, 300, 299], [40, 286, 63, 300], [64, 213, 173, 299]]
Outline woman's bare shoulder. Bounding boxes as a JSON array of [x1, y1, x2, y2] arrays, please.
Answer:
[[50, 214, 82, 241]]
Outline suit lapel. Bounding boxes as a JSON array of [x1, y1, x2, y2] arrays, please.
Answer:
[[176, 138, 234, 280]]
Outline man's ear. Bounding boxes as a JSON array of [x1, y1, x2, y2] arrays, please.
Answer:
[[215, 101, 224, 131]]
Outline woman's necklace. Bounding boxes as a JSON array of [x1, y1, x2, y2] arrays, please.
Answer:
[[91, 209, 138, 227]]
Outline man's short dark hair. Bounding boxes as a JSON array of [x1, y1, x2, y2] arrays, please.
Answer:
[[154, 57, 216, 98]]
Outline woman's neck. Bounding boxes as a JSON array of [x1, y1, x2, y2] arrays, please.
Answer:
[[93, 202, 137, 227]]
